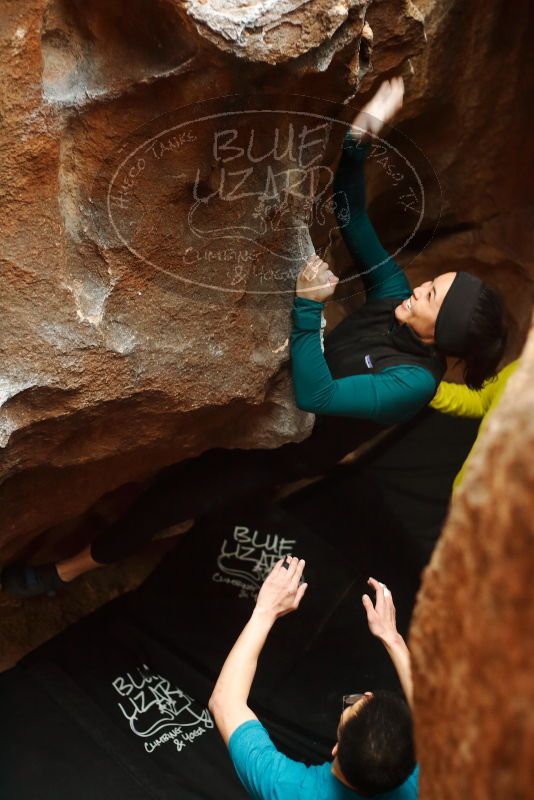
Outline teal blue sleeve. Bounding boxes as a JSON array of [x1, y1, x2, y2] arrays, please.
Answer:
[[333, 132, 411, 301], [291, 298, 437, 425], [228, 721, 309, 800]]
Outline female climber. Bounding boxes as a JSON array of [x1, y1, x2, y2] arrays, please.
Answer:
[[291, 77, 507, 425]]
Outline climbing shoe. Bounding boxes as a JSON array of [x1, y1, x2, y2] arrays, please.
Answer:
[[0, 564, 66, 598]]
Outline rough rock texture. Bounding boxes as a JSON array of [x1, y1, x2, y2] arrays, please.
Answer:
[[184, 0, 365, 64], [0, 0, 372, 558], [1, 0, 533, 559], [411, 316, 534, 800]]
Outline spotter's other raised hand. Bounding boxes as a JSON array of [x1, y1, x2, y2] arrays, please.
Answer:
[[362, 577, 400, 647]]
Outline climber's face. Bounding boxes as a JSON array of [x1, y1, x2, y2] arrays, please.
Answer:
[[395, 272, 456, 343]]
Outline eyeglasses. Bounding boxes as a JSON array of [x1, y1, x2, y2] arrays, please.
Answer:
[[342, 693, 365, 715]]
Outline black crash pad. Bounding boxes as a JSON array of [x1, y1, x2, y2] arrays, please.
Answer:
[[0, 409, 478, 799]]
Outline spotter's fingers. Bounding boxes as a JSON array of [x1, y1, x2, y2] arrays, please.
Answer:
[[368, 577, 385, 608], [294, 581, 308, 608], [362, 593, 375, 615], [274, 556, 290, 573], [290, 559, 306, 591], [285, 555, 300, 580], [367, 577, 382, 594]]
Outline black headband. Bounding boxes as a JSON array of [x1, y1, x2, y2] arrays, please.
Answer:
[[434, 271, 484, 356]]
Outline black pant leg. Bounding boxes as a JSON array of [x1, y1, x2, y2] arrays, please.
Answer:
[[90, 448, 274, 563], [90, 417, 381, 564]]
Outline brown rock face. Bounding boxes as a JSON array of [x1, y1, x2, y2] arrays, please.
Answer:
[[0, 0, 532, 565], [0, 0, 372, 556], [411, 318, 534, 799]]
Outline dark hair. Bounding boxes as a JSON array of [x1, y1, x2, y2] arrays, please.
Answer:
[[337, 690, 415, 797], [462, 284, 507, 389]]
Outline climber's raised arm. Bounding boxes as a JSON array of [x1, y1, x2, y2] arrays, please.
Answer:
[[333, 79, 408, 301], [289, 77, 439, 424], [289, 74, 506, 432]]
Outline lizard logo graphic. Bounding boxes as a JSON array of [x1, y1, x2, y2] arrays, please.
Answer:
[[112, 664, 213, 740]]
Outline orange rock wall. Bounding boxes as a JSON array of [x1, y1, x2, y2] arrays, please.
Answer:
[[0, 0, 370, 556]]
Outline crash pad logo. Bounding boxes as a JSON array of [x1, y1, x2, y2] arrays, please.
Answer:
[[213, 524, 296, 600], [112, 664, 213, 754]]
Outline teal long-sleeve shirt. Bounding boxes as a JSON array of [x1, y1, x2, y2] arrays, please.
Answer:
[[290, 134, 438, 426]]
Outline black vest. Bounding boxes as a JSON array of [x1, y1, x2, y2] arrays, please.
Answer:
[[324, 298, 445, 383]]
